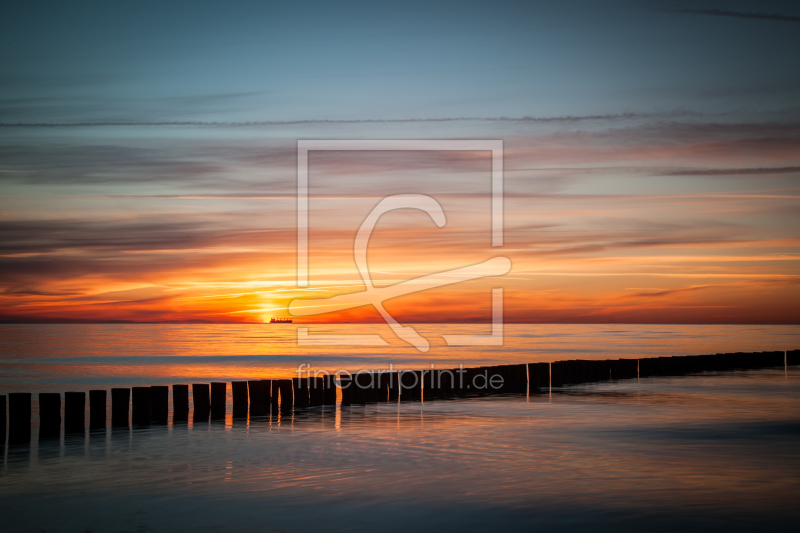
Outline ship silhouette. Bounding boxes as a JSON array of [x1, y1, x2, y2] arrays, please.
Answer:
[[269, 317, 293, 323]]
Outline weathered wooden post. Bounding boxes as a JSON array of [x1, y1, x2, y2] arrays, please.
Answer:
[[526, 362, 549, 393], [621, 359, 638, 379], [764, 351, 785, 368], [192, 384, 210, 422], [670, 356, 687, 376], [491, 365, 507, 394], [111, 388, 130, 427], [508, 364, 527, 394], [131, 387, 151, 427], [683, 355, 699, 374], [278, 379, 293, 414], [499, 365, 513, 394], [549, 361, 567, 387], [451, 368, 465, 396], [399, 370, 418, 401], [89, 390, 106, 430], [211, 382, 227, 420], [350, 372, 366, 404], [64, 391, 85, 434], [248, 380, 267, 417], [308, 377, 324, 406], [422, 370, 436, 401], [368, 372, 377, 402], [39, 392, 61, 440], [265, 380, 279, 413], [257, 380, 272, 415], [339, 375, 353, 406], [172, 384, 189, 422], [323, 375, 337, 405], [8, 392, 31, 444], [375, 372, 389, 402], [64, 392, 86, 433], [413, 370, 424, 400], [151, 386, 169, 425], [475, 367, 492, 395], [387, 371, 400, 401], [292, 378, 309, 409], [349, 373, 365, 404], [638, 358, 654, 378], [461, 367, 473, 394], [439, 369, 456, 398], [231, 381, 248, 418]]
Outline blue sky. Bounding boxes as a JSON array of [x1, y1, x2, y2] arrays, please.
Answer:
[[3, 0, 800, 123]]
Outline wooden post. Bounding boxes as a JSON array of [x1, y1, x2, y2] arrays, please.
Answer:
[[323, 375, 337, 405], [352, 372, 370, 404], [638, 358, 654, 378], [39, 392, 61, 440], [248, 381, 267, 417], [527, 362, 549, 393], [111, 388, 130, 428], [610, 359, 636, 380], [151, 386, 169, 424], [278, 379, 293, 414], [131, 387, 151, 427], [422, 370, 436, 401], [550, 361, 566, 387], [267, 380, 279, 413], [387, 372, 400, 401], [192, 384, 210, 422], [339, 375, 353, 406], [516, 363, 529, 393], [64, 392, 86, 433], [474, 367, 490, 395], [292, 378, 309, 408], [8, 392, 31, 444], [89, 390, 106, 430], [64, 391, 85, 433], [438, 369, 455, 398], [211, 382, 227, 420], [231, 381, 248, 418], [488, 365, 505, 394], [764, 351, 785, 368], [309, 377, 324, 407], [621, 359, 638, 379], [375, 372, 389, 402], [459, 367, 471, 395], [399, 370, 420, 401], [265, 380, 275, 414], [172, 384, 189, 422]]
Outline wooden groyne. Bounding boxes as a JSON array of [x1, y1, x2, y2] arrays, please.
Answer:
[[1, 350, 797, 442]]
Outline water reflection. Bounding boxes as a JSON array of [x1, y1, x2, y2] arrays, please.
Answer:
[[1, 368, 798, 532]]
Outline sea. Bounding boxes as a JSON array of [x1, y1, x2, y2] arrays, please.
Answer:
[[1, 323, 799, 532]]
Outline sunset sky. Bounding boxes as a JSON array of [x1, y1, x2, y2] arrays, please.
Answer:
[[1, 0, 799, 324]]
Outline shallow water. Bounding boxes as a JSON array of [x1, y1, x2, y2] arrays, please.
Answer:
[[1, 324, 799, 532], [1, 369, 799, 532]]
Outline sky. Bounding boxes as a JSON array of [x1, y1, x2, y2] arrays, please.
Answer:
[[1, 0, 799, 324]]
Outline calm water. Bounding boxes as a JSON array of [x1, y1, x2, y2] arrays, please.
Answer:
[[1, 324, 799, 532], [1, 323, 799, 391]]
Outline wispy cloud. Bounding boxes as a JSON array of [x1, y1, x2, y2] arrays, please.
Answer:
[[663, 166, 800, 176], [659, 7, 800, 22], [0, 111, 699, 128]]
